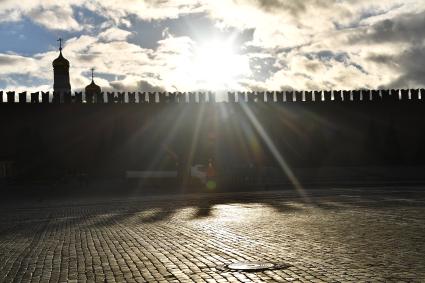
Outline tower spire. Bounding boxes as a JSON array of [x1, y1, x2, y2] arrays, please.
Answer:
[[58, 38, 63, 52], [85, 67, 101, 102], [53, 38, 71, 95]]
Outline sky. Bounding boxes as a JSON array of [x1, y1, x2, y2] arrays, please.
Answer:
[[0, 0, 425, 92]]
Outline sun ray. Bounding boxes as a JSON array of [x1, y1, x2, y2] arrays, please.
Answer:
[[240, 101, 311, 203], [181, 103, 206, 191]]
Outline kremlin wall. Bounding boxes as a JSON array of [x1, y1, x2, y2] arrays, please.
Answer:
[[0, 42, 424, 187]]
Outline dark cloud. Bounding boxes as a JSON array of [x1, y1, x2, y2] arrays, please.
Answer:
[[76, 54, 99, 62], [0, 55, 26, 65], [343, 10, 425, 88], [366, 53, 395, 65], [350, 11, 425, 44], [136, 80, 165, 92], [352, 11, 425, 88], [250, 0, 330, 15], [109, 80, 165, 92], [304, 61, 321, 72], [239, 81, 268, 92], [385, 46, 425, 88], [255, 0, 306, 14]]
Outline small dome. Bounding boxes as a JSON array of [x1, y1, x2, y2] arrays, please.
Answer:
[[53, 51, 70, 68], [85, 79, 101, 93]]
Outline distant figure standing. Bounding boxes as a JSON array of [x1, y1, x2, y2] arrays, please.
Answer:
[[206, 159, 216, 178], [206, 159, 217, 190]]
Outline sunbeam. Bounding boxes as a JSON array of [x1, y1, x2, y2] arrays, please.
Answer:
[[182, 103, 207, 190], [240, 101, 311, 203]]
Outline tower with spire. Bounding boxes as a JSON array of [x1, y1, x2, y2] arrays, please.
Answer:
[[53, 38, 71, 94], [85, 68, 102, 103]]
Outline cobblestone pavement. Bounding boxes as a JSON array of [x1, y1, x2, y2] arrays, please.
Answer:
[[1, 187, 425, 282]]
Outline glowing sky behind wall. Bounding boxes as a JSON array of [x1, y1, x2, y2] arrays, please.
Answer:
[[0, 0, 425, 92]]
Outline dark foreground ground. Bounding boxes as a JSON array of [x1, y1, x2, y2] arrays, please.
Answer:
[[0, 187, 424, 282]]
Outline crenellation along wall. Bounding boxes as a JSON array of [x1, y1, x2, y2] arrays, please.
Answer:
[[0, 89, 424, 104]]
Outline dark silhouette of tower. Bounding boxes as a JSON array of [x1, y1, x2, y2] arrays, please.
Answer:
[[85, 68, 101, 103], [53, 38, 71, 94]]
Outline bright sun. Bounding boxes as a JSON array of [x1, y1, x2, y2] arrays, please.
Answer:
[[190, 41, 250, 90]]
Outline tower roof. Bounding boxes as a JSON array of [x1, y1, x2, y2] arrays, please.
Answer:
[[85, 80, 101, 93], [53, 39, 69, 68], [85, 68, 101, 93], [53, 51, 70, 68]]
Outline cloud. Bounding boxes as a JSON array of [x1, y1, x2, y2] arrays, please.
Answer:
[[99, 27, 133, 42], [0, 0, 84, 31], [1, 0, 425, 91], [0, 33, 199, 92], [0, 54, 41, 75], [0, 9, 20, 22], [350, 11, 425, 44], [109, 78, 165, 92], [27, 5, 82, 31], [384, 46, 425, 88], [0, 0, 202, 32]]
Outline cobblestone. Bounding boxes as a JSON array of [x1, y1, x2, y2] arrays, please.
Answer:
[[0, 187, 425, 282]]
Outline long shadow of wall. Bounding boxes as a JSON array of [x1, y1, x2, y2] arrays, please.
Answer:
[[0, 89, 424, 183]]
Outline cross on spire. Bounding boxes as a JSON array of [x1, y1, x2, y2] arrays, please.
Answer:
[[58, 38, 63, 52], [91, 68, 95, 81]]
